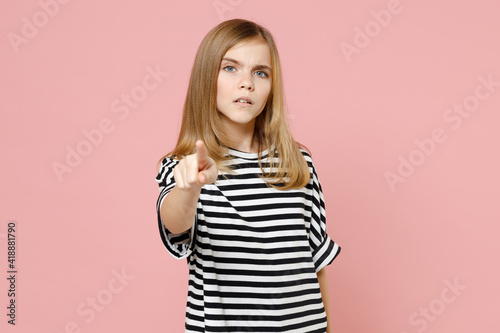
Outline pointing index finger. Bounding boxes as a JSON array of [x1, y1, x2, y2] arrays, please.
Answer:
[[196, 140, 209, 169]]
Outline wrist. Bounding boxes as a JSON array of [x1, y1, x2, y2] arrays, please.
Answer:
[[174, 183, 203, 199]]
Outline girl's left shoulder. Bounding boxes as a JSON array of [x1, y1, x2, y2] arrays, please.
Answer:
[[298, 147, 314, 165]]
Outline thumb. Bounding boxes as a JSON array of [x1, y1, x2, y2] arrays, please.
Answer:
[[198, 170, 208, 184], [198, 161, 218, 184]]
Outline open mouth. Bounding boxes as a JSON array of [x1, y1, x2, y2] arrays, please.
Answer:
[[233, 97, 253, 105]]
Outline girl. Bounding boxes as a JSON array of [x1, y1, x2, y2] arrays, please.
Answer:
[[155, 19, 341, 332]]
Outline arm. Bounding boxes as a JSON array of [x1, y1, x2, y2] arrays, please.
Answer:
[[160, 184, 201, 234], [159, 140, 218, 234], [317, 267, 332, 333]]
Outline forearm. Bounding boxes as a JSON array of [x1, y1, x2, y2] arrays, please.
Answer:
[[317, 268, 332, 333], [160, 185, 201, 234]]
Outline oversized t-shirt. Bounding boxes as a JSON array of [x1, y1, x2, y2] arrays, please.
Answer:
[[155, 147, 341, 332]]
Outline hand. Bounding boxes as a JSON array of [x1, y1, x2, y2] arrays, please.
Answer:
[[173, 140, 218, 191]]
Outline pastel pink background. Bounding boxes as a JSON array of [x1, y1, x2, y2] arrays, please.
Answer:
[[1, 0, 499, 332]]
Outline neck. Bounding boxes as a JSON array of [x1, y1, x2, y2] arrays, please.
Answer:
[[223, 120, 259, 153]]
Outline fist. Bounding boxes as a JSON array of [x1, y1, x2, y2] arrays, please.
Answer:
[[173, 140, 218, 191]]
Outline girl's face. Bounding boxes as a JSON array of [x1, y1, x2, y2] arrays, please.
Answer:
[[216, 37, 272, 136]]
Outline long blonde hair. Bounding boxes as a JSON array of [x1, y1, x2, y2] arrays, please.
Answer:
[[158, 19, 310, 190]]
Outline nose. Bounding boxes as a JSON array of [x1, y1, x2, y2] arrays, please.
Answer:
[[239, 72, 254, 91]]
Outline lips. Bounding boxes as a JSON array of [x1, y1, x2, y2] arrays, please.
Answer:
[[233, 96, 253, 105]]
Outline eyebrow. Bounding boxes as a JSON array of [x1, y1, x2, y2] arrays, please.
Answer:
[[221, 57, 272, 72]]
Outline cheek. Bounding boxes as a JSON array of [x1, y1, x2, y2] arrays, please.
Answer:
[[216, 77, 221, 96], [260, 84, 272, 104], [216, 87, 224, 109], [216, 77, 230, 101]]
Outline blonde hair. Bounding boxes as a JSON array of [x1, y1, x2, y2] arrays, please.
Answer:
[[157, 19, 310, 190]]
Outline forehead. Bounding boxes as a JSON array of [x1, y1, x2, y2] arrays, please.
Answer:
[[223, 37, 271, 66]]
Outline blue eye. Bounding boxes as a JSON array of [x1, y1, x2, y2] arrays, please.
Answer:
[[223, 66, 236, 72], [255, 71, 268, 78]]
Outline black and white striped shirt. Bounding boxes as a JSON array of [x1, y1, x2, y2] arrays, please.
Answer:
[[155, 147, 341, 332]]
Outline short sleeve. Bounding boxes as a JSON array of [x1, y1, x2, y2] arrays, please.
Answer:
[[155, 157, 196, 259], [305, 154, 341, 272]]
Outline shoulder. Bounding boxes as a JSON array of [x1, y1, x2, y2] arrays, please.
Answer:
[[155, 156, 180, 182], [298, 147, 314, 166], [299, 147, 312, 159], [157, 155, 180, 169], [298, 147, 323, 183]]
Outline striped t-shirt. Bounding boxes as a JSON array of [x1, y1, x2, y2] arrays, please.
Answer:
[[155, 147, 341, 332]]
